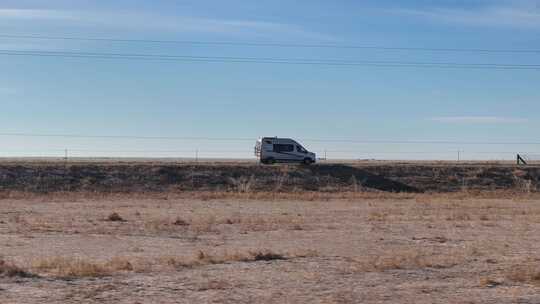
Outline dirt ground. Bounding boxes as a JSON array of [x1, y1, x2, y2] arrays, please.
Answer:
[[1, 193, 540, 303]]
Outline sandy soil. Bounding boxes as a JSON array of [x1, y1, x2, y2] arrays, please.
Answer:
[[1, 193, 540, 303]]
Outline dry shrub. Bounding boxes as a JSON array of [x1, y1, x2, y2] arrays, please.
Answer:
[[479, 277, 504, 288], [145, 215, 258, 235], [107, 212, 125, 222], [166, 250, 250, 268], [0, 191, 12, 200], [197, 279, 231, 291], [67, 283, 118, 300], [0, 259, 33, 278], [32, 257, 111, 278], [144, 218, 183, 233], [105, 257, 134, 272], [358, 247, 466, 272], [251, 251, 286, 261], [31, 256, 134, 278], [227, 215, 306, 232], [191, 215, 219, 233], [229, 176, 255, 193], [512, 172, 535, 194], [145, 213, 306, 234], [10, 214, 30, 226], [274, 172, 288, 192], [368, 211, 389, 222], [165, 249, 315, 269], [446, 212, 472, 221], [173, 217, 190, 226], [173, 214, 306, 234], [506, 265, 540, 286], [23, 249, 312, 278]]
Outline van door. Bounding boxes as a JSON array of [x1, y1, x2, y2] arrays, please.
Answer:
[[273, 142, 296, 162], [260, 139, 275, 160], [295, 144, 309, 160]]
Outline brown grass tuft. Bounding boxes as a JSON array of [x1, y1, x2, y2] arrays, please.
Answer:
[[105, 257, 134, 272], [173, 217, 190, 226], [479, 277, 504, 288], [355, 247, 466, 272], [197, 279, 231, 291], [368, 211, 389, 222], [32, 257, 112, 278], [446, 212, 472, 221], [165, 249, 315, 269], [0, 259, 33, 278], [31, 257, 135, 278], [506, 265, 540, 286], [251, 251, 286, 261]]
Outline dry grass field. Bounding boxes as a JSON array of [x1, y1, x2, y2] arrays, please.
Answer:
[[1, 191, 540, 303]]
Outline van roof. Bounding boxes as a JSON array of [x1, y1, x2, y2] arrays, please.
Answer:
[[261, 137, 294, 141]]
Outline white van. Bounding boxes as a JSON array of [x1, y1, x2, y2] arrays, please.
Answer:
[[255, 137, 316, 165]]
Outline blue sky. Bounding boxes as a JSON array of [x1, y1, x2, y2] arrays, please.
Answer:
[[0, 0, 539, 160]]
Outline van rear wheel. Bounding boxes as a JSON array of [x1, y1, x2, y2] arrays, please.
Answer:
[[265, 158, 275, 165]]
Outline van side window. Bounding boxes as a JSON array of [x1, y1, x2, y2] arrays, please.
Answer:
[[273, 144, 294, 152], [265, 140, 272, 144]]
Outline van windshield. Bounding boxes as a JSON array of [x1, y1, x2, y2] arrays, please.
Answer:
[[296, 145, 307, 153]]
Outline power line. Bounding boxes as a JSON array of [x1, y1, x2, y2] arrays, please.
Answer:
[[0, 49, 538, 70], [302, 138, 540, 145], [0, 132, 253, 141], [5, 49, 540, 65], [322, 151, 533, 154], [1, 34, 539, 54], [1, 132, 540, 145], [0, 148, 534, 154]]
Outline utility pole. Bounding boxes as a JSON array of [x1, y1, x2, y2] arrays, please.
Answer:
[[457, 150, 463, 162]]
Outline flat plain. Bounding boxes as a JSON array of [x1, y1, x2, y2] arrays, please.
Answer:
[[1, 191, 540, 303]]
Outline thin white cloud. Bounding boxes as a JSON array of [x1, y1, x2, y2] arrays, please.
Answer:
[[387, 3, 540, 29], [0, 9, 76, 20], [0, 42, 60, 51], [429, 116, 529, 124], [0, 9, 332, 40]]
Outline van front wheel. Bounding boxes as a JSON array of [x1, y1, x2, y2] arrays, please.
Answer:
[[303, 158, 313, 165]]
